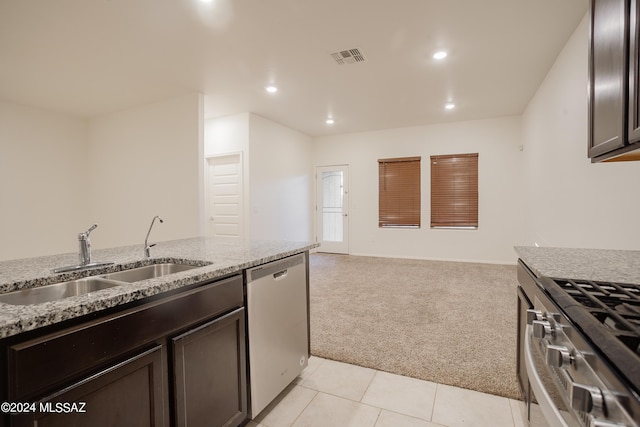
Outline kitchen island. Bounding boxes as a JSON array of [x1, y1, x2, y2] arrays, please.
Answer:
[[0, 237, 317, 338], [0, 237, 318, 427]]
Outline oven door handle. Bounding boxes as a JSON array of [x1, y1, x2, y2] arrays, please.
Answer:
[[525, 324, 570, 427]]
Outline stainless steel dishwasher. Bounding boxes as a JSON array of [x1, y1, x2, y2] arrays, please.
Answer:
[[246, 253, 309, 418]]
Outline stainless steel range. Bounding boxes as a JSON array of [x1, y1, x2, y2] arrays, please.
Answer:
[[517, 261, 640, 427]]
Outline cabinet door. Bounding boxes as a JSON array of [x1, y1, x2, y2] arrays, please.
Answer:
[[589, 0, 629, 157], [11, 345, 167, 427], [629, 0, 640, 143], [172, 308, 247, 427]]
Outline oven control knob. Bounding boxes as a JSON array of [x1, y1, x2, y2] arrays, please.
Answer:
[[546, 345, 573, 368], [570, 383, 604, 415], [526, 309, 543, 325], [532, 320, 553, 339]]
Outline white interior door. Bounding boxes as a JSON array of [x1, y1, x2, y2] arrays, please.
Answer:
[[206, 153, 243, 239], [316, 165, 349, 254]]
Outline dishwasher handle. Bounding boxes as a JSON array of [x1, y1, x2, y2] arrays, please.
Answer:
[[273, 269, 288, 280], [247, 253, 305, 282]]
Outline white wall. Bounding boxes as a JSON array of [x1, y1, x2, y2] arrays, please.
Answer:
[[87, 93, 204, 249], [204, 113, 313, 242], [204, 112, 250, 157], [313, 116, 524, 264], [522, 15, 640, 250], [0, 100, 89, 260], [4, 13, 638, 263], [204, 112, 251, 238], [249, 114, 313, 241]]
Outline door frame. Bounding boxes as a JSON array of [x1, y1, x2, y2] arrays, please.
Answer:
[[315, 165, 349, 254]]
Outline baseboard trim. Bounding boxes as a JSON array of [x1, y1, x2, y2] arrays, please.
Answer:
[[341, 252, 517, 266]]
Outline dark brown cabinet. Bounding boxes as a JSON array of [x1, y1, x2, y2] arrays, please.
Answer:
[[628, 0, 640, 144], [1, 274, 247, 427], [172, 308, 246, 427], [589, 0, 640, 162], [11, 346, 167, 427]]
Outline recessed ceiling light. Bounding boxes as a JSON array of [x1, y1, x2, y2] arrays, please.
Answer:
[[326, 118, 335, 125], [265, 85, 278, 93], [445, 103, 456, 110], [433, 51, 448, 60]]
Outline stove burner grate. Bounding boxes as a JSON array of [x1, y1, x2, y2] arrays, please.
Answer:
[[552, 278, 640, 354]]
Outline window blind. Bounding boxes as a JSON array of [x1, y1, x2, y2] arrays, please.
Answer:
[[430, 153, 478, 228], [378, 156, 421, 228]]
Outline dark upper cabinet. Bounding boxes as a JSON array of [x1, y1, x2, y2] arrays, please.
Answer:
[[628, 0, 640, 143], [588, 0, 627, 158], [589, 0, 640, 162]]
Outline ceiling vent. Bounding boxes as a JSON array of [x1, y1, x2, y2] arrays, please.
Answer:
[[330, 48, 366, 65]]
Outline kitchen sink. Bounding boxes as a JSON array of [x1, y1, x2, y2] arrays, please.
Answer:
[[100, 263, 201, 283], [0, 278, 123, 306], [0, 263, 204, 306]]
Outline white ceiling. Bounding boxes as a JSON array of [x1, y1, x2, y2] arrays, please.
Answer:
[[0, 0, 588, 137]]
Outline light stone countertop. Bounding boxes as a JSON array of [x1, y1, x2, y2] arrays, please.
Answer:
[[0, 237, 318, 339], [515, 246, 640, 283]]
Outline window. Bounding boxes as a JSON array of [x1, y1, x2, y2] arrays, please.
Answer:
[[378, 156, 421, 228], [430, 153, 478, 228]]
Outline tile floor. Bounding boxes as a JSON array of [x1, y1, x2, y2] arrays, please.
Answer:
[[247, 357, 526, 427]]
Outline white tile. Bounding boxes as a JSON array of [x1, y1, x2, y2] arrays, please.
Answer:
[[254, 385, 317, 427], [255, 359, 522, 427], [509, 399, 526, 427], [529, 402, 548, 427], [301, 359, 376, 401], [432, 384, 515, 427], [374, 410, 446, 427], [362, 371, 437, 421], [291, 392, 380, 427]]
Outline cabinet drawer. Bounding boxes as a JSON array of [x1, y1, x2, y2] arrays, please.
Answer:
[[8, 275, 242, 401]]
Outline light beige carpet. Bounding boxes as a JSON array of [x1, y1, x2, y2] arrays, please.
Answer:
[[308, 253, 521, 400]]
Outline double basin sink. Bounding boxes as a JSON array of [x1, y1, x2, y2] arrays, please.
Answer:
[[0, 263, 202, 306]]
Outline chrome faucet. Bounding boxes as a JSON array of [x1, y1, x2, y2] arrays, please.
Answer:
[[78, 224, 98, 265], [51, 223, 113, 273], [144, 216, 164, 258]]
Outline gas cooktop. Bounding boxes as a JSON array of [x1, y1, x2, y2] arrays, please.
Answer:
[[539, 276, 640, 396]]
